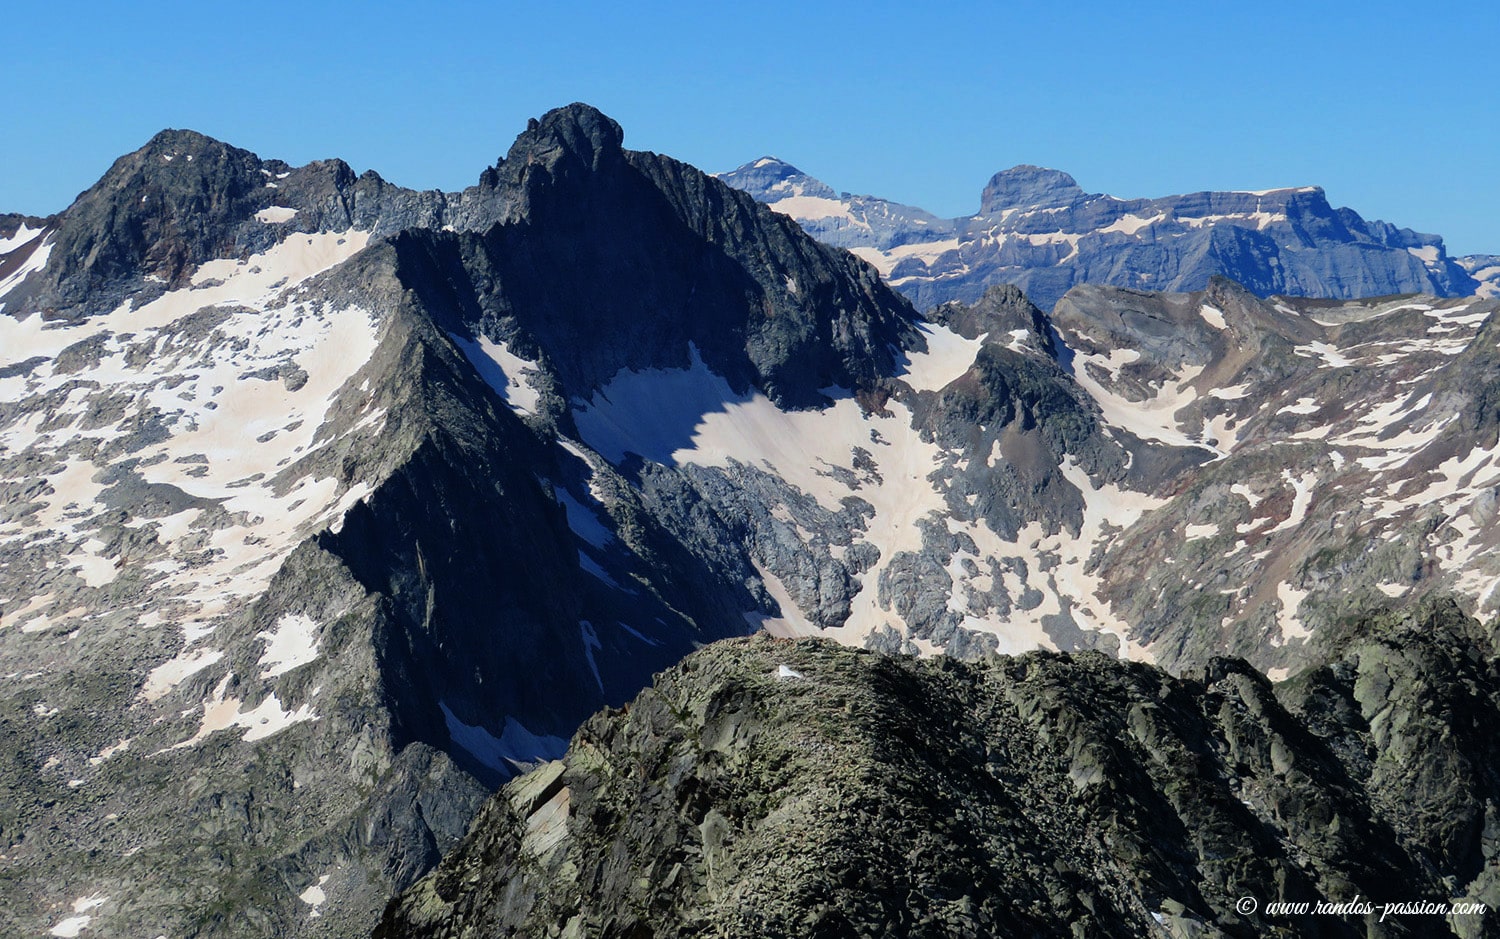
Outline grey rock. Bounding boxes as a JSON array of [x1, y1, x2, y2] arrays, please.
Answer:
[[377, 598, 1500, 938]]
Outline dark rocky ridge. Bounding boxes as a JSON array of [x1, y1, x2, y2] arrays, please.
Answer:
[[375, 598, 1500, 938], [394, 109, 917, 410], [4, 107, 918, 409], [0, 104, 939, 938]]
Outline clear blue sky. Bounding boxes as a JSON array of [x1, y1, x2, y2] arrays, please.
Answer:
[[5, 1, 1495, 255]]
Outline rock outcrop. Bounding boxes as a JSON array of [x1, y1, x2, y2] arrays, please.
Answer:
[[376, 598, 1500, 938]]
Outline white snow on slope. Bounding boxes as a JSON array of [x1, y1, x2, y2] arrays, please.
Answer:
[[1099, 213, 1166, 236], [1068, 347, 1214, 452], [1294, 341, 1353, 368], [1276, 581, 1312, 641], [557, 490, 613, 549], [764, 195, 863, 225], [0, 230, 380, 709], [254, 206, 298, 224], [0, 234, 52, 300], [745, 561, 820, 637], [299, 875, 331, 918], [450, 333, 541, 413], [256, 614, 321, 678], [0, 222, 44, 254], [579, 620, 603, 693], [140, 648, 225, 702], [50, 895, 108, 938], [850, 239, 963, 277], [574, 333, 1154, 658], [1472, 265, 1500, 298], [440, 702, 567, 772], [168, 673, 317, 748], [899, 321, 984, 391]]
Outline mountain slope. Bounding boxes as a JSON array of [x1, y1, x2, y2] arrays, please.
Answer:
[[4, 105, 1498, 939], [0, 105, 921, 939], [376, 599, 1500, 938], [718, 158, 1481, 310]]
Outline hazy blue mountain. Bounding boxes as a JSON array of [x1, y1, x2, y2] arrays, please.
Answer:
[[719, 158, 1482, 310]]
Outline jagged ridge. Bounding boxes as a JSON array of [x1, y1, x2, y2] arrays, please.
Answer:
[[376, 598, 1500, 938]]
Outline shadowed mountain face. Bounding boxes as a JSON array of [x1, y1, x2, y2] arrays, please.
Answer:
[[718, 158, 1483, 311], [376, 599, 1500, 939], [0, 104, 919, 939], [2, 105, 1498, 938]]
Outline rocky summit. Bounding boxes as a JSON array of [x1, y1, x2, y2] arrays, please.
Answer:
[[376, 599, 1500, 938], [0, 104, 914, 939], [2, 104, 1499, 938], [718, 157, 1484, 310]]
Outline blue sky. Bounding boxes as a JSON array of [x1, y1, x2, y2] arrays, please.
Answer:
[[6, 1, 1495, 254]]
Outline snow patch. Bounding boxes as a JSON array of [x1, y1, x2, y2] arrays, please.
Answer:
[[168, 673, 317, 748], [579, 620, 603, 693], [1099, 212, 1165, 236], [256, 614, 321, 679], [50, 895, 108, 938], [1267, 470, 1316, 534], [746, 561, 819, 637], [254, 206, 298, 224], [141, 648, 224, 702], [0, 222, 44, 254], [899, 321, 984, 392], [1231, 483, 1262, 509], [764, 195, 860, 224], [557, 490, 613, 549], [1294, 341, 1353, 368], [299, 874, 330, 918], [450, 333, 542, 413], [88, 738, 132, 766], [440, 703, 567, 773], [0, 234, 52, 300], [1276, 581, 1311, 641], [1071, 355, 1212, 452]]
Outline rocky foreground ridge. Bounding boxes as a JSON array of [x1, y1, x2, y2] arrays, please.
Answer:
[[378, 598, 1500, 939], [719, 157, 1486, 311]]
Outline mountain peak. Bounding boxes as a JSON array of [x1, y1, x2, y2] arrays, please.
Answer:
[[979, 164, 1086, 213], [120, 128, 269, 183], [502, 102, 625, 171], [715, 156, 837, 203], [139, 126, 233, 154], [733, 156, 804, 177]]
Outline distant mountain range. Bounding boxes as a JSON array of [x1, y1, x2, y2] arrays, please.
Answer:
[[3, 105, 1499, 937], [719, 157, 1493, 310]]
